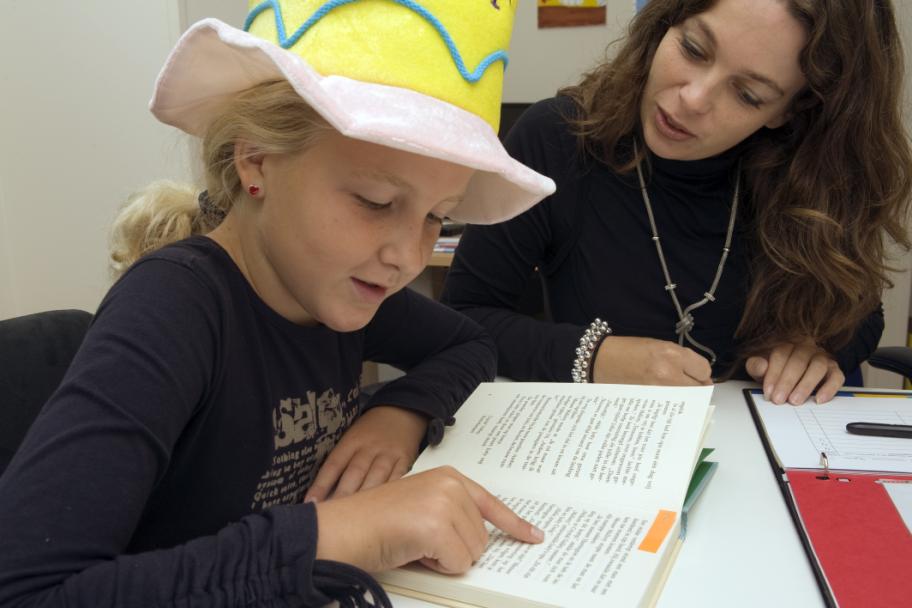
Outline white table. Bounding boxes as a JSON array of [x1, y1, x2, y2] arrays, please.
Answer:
[[389, 380, 825, 607]]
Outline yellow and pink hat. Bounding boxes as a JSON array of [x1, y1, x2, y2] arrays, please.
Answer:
[[150, 0, 555, 224]]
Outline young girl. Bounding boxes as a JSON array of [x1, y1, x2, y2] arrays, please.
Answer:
[[0, 2, 554, 605], [442, 0, 911, 405]]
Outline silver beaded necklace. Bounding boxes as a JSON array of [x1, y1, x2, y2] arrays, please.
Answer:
[[633, 142, 741, 365]]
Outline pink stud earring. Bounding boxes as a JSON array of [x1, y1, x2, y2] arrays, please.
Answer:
[[247, 184, 261, 197]]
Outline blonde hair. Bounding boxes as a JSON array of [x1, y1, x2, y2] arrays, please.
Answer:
[[109, 80, 330, 278]]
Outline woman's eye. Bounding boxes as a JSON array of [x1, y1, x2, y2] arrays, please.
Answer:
[[736, 88, 763, 108], [679, 37, 705, 61]]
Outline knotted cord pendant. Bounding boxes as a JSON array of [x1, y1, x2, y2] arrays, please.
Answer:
[[633, 142, 741, 366]]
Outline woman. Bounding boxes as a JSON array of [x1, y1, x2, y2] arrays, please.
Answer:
[[443, 0, 911, 405], [0, 1, 554, 606]]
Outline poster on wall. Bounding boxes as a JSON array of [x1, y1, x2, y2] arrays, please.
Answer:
[[537, 0, 607, 28]]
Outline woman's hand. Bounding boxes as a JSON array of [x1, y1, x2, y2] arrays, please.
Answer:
[[592, 336, 712, 386], [745, 339, 844, 405], [304, 405, 428, 502], [315, 466, 544, 574]]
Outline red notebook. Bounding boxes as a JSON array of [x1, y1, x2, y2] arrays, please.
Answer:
[[744, 388, 912, 608]]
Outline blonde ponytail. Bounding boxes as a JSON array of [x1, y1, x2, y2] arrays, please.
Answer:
[[109, 181, 203, 278], [108, 80, 329, 279]]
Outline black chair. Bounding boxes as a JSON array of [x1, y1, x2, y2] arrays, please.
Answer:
[[868, 346, 912, 383], [0, 309, 92, 475]]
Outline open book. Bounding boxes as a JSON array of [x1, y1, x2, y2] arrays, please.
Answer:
[[378, 382, 715, 608]]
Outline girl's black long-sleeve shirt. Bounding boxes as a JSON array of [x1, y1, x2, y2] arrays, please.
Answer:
[[0, 235, 496, 607]]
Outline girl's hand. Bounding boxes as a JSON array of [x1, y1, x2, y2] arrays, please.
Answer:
[[315, 466, 545, 573], [592, 336, 712, 386], [745, 339, 844, 405], [305, 405, 427, 502]]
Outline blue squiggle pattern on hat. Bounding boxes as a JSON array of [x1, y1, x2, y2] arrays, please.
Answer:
[[244, 0, 509, 83]]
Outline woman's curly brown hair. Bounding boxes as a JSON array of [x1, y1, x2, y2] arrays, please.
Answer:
[[559, 0, 912, 367]]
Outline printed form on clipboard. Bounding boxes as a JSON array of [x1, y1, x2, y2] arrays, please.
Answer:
[[744, 388, 912, 608]]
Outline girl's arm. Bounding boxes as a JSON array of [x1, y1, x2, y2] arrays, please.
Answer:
[[304, 286, 497, 502], [361, 287, 497, 428], [0, 259, 335, 607]]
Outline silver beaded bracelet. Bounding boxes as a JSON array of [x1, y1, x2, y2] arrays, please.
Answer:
[[571, 318, 612, 383]]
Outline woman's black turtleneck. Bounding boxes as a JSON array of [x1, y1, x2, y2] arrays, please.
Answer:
[[441, 96, 883, 381]]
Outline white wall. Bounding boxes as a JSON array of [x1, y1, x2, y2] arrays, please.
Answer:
[[0, 173, 15, 315], [0, 0, 191, 319], [182, 0, 246, 29], [504, 1, 632, 102]]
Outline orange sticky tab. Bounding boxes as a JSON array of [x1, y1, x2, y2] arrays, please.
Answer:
[[638, 510, 677, 553]]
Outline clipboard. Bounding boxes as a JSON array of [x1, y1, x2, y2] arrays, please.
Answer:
[[743, 388, 912, 608]]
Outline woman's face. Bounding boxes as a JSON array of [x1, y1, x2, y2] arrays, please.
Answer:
[[640, 0, 807, 160], [220, 131, 473, 331]]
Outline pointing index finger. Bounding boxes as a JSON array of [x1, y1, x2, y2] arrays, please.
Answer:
[[458, 474, 545, 545]]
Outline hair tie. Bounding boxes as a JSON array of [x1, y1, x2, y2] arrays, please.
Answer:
[[197, 190, 227, 228]]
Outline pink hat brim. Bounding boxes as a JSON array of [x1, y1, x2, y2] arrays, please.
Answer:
[[150, 19, 555, 224]]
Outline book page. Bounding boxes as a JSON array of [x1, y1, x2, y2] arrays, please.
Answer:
[[378, 493, 679, 608], [749, 390, 912, 472], [414, 383, 713, 509]]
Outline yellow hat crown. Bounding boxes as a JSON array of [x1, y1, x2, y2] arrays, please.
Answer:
[[244, 0, 517, 130]]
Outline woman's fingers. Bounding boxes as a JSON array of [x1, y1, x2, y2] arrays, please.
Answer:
[[787, 354, 830, 405], [814, 362, 845, 404], [681, 349, 713, 385], [755, 341, 844, 406], [774, 347, 815, 404], [594, 336, 712, 385], [763, 343, 795, 403], [744, 355, 768, 382]]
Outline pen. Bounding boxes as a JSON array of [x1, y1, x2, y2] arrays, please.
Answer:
[[845, 421, 912, 439]]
